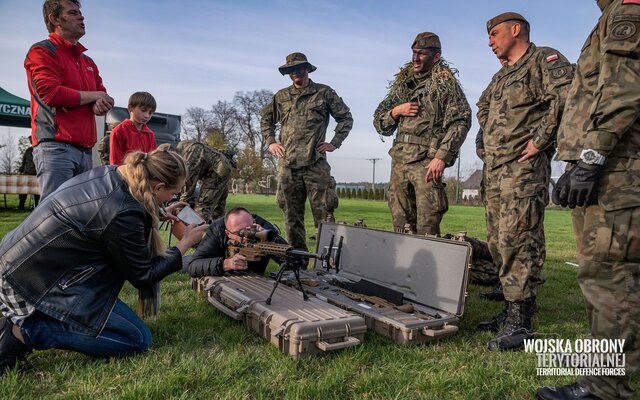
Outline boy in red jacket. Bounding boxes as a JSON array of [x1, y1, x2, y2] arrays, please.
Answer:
[[109, 92, 158, 165]]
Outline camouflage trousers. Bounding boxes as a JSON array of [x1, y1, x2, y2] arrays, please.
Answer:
[[198, 175, 231, 222], [473, 163, 501, 286], [573, 159, 640, 400], [276, 158, 336, 250], [470, 259, 501, 286], [484, 153, 549, 301], [387, 159, 448, 235]]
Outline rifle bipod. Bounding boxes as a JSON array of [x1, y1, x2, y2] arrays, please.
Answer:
[[266, 261, 309, 305]]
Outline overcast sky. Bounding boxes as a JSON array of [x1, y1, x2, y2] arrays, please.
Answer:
[[0, 1, 601, 182]]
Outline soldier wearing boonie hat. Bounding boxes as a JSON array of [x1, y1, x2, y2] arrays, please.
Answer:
[[373, 32, 471, 237], [476, 11, 574, 352], [261, 52, 352, 252], [278, 52, 317, 75]]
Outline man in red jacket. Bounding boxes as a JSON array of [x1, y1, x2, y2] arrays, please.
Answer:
[[25, 0, 114, 199]]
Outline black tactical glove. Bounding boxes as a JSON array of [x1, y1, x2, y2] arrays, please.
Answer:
[[552, 162, 604, 208]]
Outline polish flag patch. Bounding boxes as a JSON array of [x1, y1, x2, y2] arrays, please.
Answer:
[[623, 0, 640, 4], [546, 54, 559, 62]]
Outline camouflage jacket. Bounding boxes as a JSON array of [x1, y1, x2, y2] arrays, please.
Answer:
[[177, 140, 233, 200], [261, 80, 353, 168], [374, 64, 471, 165], [475, 129, 484, 151], [477, 43, 573, 169], [97, 134, 110, 166], [557, 0, 640, 161]]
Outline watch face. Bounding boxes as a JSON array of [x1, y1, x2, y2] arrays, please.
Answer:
[[583, 151, 595, 162]]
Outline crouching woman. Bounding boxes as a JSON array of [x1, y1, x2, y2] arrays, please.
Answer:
[[0, 144, 208, 371]]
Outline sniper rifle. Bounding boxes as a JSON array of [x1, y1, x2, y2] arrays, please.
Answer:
[[227, 225, 342, 304]]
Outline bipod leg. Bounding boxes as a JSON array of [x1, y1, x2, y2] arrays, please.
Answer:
[[266, 262, 288, 305], [292, 267, 309, 301]]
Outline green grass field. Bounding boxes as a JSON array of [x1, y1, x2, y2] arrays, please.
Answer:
[[0, 194, 634, 399]]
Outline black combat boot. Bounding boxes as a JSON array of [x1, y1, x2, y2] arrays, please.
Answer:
[[479, 284, 505, 301], [487, 297, 535, 351], [0, 318, 30, 372], [536, 382, 602, 400], [477, 302, 508, 332]]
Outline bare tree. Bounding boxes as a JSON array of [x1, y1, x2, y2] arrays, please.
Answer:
[[181, 106, 213, 142], [209, 100, 240, 151], [0, 132, 17, 174], [233, 89, 273, 159], [14, 136, 32, 172]]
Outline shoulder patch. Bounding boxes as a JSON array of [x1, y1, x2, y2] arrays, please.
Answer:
[[622, 0, 640, 4], [611, 20, 637, 40], [549, 65, 570, 79], [546, 54, 559, 62]]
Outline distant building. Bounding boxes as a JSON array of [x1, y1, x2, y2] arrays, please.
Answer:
[[462, 169, 483, 199]]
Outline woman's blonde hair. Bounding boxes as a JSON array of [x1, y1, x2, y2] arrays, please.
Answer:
[[120, 144, 186, 256]]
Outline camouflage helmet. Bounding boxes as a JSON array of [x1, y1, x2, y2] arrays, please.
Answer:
[[412, 32, 441, 50], [278, 52, 317, 75], [486, 12, 529, 33]]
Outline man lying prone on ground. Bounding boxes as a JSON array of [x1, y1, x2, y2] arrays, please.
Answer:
[[186, 207, 287, 277]]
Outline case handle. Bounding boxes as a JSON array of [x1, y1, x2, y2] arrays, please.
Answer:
[[315, 336, 360, 351], [423, 324, 458, 337], [207, 295, 243, 321]]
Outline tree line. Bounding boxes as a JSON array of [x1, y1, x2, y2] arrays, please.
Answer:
[[181, 89, 278, 192]]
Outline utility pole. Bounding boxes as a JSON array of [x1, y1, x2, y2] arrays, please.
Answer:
[[455, 150, 461, 204], [366, 158, 382, 190]]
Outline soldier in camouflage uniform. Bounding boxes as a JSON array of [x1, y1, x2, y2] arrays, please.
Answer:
[[97, 132, 110, 166], [476, 12, 574, 351], [17, 146, 40, 210], [373, 32, 471, 235], [261, 52, 352, 250], [539, 1, 640, 399], [177, 140, 233, 223]]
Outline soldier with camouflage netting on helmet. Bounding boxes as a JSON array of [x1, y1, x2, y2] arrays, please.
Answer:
[[373, 32, 471, 236]]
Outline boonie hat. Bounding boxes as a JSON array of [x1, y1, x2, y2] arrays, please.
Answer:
[[278, 52, 317, 75]]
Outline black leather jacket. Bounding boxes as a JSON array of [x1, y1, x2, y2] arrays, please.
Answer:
[[0, 167, 182, 335], [187, 214, 286, 277]]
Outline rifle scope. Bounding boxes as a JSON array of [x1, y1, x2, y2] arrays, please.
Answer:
[[237, 225, 277, 242]]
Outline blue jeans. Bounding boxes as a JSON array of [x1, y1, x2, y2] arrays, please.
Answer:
[[33, 141, 93, 200], [20, 299, 152, 358]]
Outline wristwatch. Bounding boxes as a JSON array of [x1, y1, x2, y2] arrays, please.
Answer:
[[579, 149, 606, 166]]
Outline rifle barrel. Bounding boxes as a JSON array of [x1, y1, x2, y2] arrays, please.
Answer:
[[286, 248, 324, 260]]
